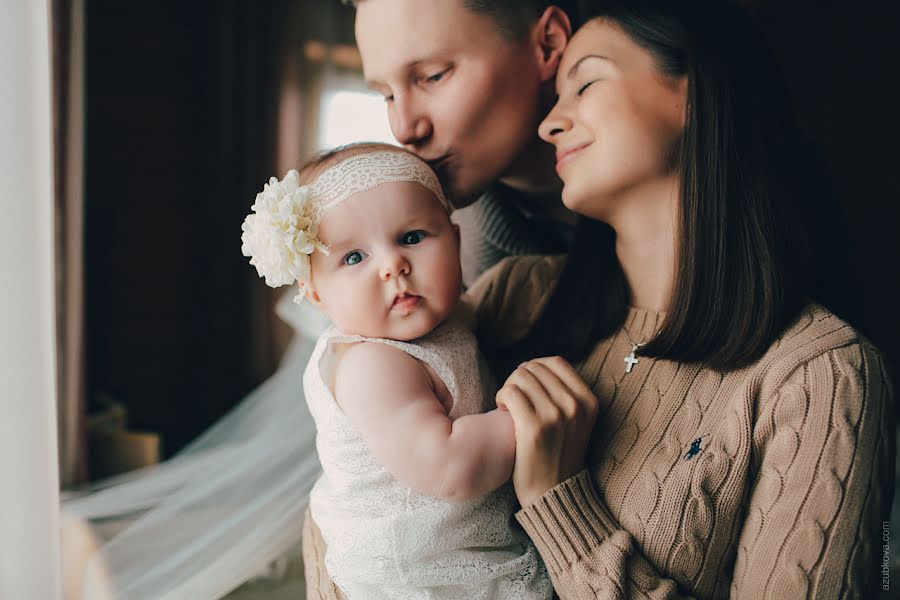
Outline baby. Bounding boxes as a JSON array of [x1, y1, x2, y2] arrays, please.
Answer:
[[241, 143, 552, 599]]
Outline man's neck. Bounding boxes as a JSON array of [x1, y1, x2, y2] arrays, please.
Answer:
[[498, 136, 576, 225], [500, 134, 558, 192]]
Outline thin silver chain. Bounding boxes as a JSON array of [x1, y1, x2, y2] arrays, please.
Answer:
[[623, 326, 654, 348]]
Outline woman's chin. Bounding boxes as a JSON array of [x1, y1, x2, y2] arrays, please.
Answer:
[[561, 186, 595, 218], [562, 184, 620, 223]]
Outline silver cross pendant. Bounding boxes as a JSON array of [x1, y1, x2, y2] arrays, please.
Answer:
[[624, 344, 640, 374]]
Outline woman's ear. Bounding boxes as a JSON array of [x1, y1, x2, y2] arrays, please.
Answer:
[[532, 6, 572, 83]]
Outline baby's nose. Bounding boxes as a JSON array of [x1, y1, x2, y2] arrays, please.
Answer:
[[379, 254, 411, 280]]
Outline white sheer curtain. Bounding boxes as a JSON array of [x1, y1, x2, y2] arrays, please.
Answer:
[[54, 0, 87, 489], [59, 33, 390, 598], [0, 0, 62, 598], [62, 297, 327, 599]]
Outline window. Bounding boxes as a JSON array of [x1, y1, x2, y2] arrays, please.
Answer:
[[317, 73, 397, 149]]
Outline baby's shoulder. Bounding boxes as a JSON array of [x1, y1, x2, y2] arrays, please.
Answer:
[[335, 340, 428, 384], [330, 340, 450, 416]]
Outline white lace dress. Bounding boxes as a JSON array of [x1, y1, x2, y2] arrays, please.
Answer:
[[305, 318, 553, 600]]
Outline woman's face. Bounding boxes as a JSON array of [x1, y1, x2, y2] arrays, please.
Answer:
[[539, 19, 687, 221]]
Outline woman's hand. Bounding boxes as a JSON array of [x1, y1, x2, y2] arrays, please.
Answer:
[[496, 356, 599, 508]]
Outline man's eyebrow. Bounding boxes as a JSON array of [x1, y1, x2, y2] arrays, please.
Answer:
[[567, 54, 613, 79]]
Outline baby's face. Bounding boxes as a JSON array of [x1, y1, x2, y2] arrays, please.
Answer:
[[306, 181, 462, 341]]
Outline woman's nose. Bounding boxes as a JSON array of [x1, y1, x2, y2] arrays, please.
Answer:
[[538, 105, 572, 144], [389, 96, 433, 148]]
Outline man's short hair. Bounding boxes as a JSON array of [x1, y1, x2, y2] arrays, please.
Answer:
[[342, 0, 579, 39]]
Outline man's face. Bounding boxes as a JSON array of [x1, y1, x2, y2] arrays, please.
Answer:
[[355, 0, 546, 207]]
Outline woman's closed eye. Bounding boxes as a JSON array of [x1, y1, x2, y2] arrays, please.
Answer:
[[577, 80, 598, 96], [342, 250, 368, 266], [400, 230, 427, 245]]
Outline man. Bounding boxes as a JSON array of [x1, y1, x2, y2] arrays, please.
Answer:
[[303, 1, 578, 597], [351, 0, 578, 286]]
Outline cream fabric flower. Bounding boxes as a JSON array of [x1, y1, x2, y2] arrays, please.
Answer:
[[241, 169, 329, 303]]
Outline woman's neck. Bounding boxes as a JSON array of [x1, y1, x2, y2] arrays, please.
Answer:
[[609, 176, 679, 314]]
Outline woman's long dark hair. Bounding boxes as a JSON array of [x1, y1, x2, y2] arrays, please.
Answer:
[[504, 0, 819, 372]]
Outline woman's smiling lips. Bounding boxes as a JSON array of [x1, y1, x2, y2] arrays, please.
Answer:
[[555, 143, 591, 172]]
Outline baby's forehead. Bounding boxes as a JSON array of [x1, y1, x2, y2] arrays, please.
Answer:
[[319, 181, 450, 237], [320, 181, 449, 229]]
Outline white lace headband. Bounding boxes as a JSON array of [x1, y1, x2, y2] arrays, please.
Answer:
[[240, 150, 450, 303]]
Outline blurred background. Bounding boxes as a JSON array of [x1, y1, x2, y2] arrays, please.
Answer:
[[51, 0, 899, 489], [56, 0, 401, 485]]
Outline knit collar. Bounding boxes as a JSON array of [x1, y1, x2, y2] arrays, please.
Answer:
[[623, 306, 666, 343]]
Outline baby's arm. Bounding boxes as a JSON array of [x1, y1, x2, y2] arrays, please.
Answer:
[[333, 341, 515, 502]]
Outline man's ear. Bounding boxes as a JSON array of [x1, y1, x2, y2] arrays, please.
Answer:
[[533, 6, 572, 83]]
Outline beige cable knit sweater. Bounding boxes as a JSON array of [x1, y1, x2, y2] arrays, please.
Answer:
[[302, 254, 894, 599]]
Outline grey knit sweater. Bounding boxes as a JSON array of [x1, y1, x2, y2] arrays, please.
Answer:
[[452, 183, 573, 288]]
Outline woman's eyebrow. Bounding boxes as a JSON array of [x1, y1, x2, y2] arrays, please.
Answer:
[[567, 54, 613, 79]]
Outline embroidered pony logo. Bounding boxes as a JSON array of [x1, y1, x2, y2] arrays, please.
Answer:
[[684, 436, 707, 461]]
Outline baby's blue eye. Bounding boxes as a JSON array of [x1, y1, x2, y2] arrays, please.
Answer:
[[401, 230, 426, 245], [343, 251, 367, 266]]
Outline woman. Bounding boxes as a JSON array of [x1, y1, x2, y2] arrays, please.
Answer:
[[306, 0, 893, 597], [468, 0, 893, 598]]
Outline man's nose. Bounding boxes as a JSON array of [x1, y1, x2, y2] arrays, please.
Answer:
[[390, 96, 433, 148], [379, 252, 411, 281]]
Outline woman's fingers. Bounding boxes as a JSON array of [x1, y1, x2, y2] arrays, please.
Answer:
[[495, 383, 535, 419], [519, 361, 580, 419], [531, 356, 593, 397], [528, 356, 599, 418], [496, 357, 600, 508], [506, 364, 560, 422]]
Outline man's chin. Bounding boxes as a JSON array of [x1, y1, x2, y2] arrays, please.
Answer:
[[444, 179, 490, 210], [447, 191, 481, 210], [431, 167, 479, 210]]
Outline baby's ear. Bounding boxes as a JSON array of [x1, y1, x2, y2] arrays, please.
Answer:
[[299, 279, 321, 305]]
